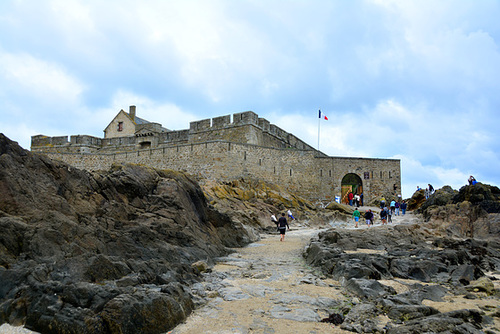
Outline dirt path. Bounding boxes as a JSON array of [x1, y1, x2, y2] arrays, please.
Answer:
[[169, 225, 351, 334], [168, 211, 433, 334]]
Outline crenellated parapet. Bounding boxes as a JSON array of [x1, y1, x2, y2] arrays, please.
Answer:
[[31, 110, 315, 153], [30, 107, 401, 203], [31, 134, 102, 154]]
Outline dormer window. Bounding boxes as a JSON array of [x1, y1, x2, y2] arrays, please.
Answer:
[[118, 122, 123, 131]]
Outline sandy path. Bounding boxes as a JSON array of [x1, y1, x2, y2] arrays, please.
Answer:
[[169, 226, 350, 334]]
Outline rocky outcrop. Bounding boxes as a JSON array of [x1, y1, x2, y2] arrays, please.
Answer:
[[201, 178, 356, 232], [304, 224, 500, 333], [0, 134, 259, 333], [305, 224, 500, 284], [406, 183, 500, 240]]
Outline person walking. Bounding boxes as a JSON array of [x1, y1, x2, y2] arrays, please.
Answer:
[[395, 201, 400, 216], [352, 207, 361, 228], [364, 209, 373, 226], [390, 200, 396, 215], [287, 209, 295, 221], [348, 192, 354, 206], [387, 207, 392, 223], [401, 200, 407, 215], [277, 213, 290, 241], [380, 197, 386, 209], [380, 208, 388, 225]]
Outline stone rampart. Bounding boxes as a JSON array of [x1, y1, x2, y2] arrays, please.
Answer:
[[31, 110, 401, 202], [40, 140, 400, 203]]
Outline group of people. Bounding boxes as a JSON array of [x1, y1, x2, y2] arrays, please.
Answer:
[[347, 192, 363, 206], [416, 184, 435, 199], [351, 198, 408, 228], [271, 209, 295, 241], [352, 207, 374, 228]]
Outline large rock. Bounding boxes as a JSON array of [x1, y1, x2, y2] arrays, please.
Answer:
[[386, 309, 484, 334], [453, 183, 500, 213], [304, 225, 500, 286], [0, 134, 257, 333]]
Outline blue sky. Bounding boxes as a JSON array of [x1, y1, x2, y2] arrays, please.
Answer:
[[1, 0, 499, 198]]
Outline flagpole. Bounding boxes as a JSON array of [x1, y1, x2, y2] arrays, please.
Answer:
[[317, 108, 321, 154]]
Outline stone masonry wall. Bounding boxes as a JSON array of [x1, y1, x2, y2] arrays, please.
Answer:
[[40, 141, 400, 203], [31, 110, 400, 202]]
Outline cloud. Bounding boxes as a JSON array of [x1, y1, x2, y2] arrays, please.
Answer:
[[397, 154, 470, 198], [0, 51, 84, 108], [0, 0, 499, 194]]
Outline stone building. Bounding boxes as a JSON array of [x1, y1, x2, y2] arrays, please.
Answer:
[[31, 106, 401, 204]]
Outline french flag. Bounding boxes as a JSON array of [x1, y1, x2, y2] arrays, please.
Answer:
[[319, 109, 328, 120]]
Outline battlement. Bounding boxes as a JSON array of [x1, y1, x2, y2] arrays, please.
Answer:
[[31, 110, 314, 153], [189, 111, 259, 132], [30, 107, 401, 204], [31, 134, 102, 154]]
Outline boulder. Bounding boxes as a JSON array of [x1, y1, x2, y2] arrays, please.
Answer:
[[344, 278, 396, 300], [466, 277, 496, 295]]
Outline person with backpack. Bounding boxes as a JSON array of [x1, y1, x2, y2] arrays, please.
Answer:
[[277, 213, 290, 242]]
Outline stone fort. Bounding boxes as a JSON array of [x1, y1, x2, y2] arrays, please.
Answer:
[[31, 106, 401, 204]]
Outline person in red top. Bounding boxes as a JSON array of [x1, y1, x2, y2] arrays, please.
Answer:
[[348, 192, 354, 206]]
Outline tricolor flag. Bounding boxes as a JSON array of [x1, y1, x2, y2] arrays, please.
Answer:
[[319, 109, 328, 120]]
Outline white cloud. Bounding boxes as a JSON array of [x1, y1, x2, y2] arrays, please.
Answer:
[[397, 155, 469, 198], [0, 51, 84, 108]]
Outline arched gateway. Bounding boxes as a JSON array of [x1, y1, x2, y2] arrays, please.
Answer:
[[341, 173, 363, 205]]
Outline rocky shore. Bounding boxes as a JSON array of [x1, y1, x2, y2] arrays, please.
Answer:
[[1, 133, 499, 333], [0, 134, 259, 333], [305, 223, 500, 333]]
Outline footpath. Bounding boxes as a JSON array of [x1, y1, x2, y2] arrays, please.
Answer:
[[170, 211, 416, 334]]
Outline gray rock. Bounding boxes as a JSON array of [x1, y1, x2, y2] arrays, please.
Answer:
[[386, 309, 484, 334], [269, 306, 320, 322], [345, 278, 396, 299]]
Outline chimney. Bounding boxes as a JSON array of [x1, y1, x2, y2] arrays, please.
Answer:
[[129, 105, 136, 121]]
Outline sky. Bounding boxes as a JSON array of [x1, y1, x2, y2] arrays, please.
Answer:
[[1, 0, 499, 199]]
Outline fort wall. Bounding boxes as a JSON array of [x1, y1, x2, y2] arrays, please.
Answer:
[[38, 140, 400, 203], [31, 110, 401, 203]]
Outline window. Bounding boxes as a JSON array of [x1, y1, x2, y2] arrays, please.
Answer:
[[140, 142, 151, 149], [364, 172, 370, 179], [118, 122, 123, 131]]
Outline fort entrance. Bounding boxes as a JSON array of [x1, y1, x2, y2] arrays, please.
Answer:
[[341, 173, 363, 205]]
